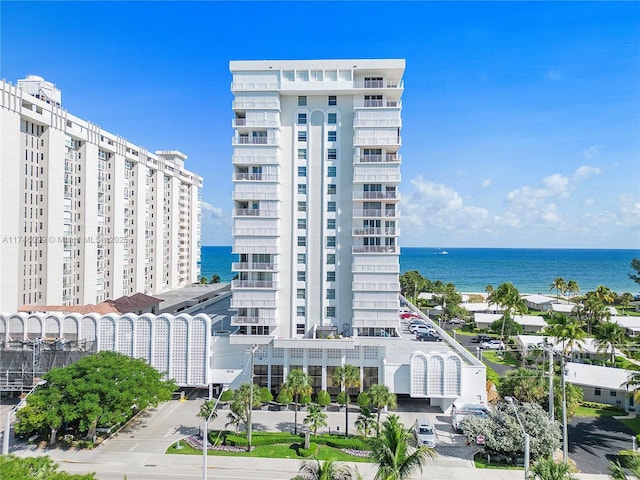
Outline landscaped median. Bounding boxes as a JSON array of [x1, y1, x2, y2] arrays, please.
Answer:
[[167, 430, 374, 462]]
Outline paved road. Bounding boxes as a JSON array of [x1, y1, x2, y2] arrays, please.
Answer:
[[569, 415, 636, 474]]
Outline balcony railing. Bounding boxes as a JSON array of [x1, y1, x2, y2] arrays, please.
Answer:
[[353, 80, 404, 89], [234, 172, 263, 181], [354, 136, 401, 146], [353, 118, 401, 128], [352, 245, 398, 254], [352, 209, 396, 218], [231, 315, 277, 326], [352, 264, 400, 273], [233, 208, 278, 217], [232, 136, 277, 146], [232, 227, 279, 236], [232, 280, 277, 289], [233, 155, 280, 165], [352, 191, 398, 200], [353, 99, 402, 108], [232, 100, 280, 110], [354, 154, 401, 164], [353, 282, 401, 291], [232, 118, 279, 128], [232, 262, 276, 271], [352, 227, 397, 236], [231, 82, 280, 91]]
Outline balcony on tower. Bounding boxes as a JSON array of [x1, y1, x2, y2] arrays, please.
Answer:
[[232, 130, 278, 146]]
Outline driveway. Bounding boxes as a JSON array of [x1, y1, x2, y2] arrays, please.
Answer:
[[569, 415, 636, 474]]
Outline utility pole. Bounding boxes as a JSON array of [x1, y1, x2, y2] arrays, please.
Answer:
[[548, 347, 554, 420], [247, 344, 258, 452], [561, 353, 568, 463]]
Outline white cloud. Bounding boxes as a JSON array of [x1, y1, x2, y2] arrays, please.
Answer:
[[481, 178, 493, 188], [583, 145, 603, 159], [573, 165, 601, 180], [615, 194, 640, 228], [201, 201, 224, 218], [545, 69, 562, 81]]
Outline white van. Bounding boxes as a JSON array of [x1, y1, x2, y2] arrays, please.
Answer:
[[414, 418, 437, 448]]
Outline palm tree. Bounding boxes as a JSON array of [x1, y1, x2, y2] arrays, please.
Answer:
[[369, 415, 435, 480], [303, 405, 327, 435], [333, 364, 361, 437], [283, 369, 312, 435], [594, 285, 615, 305], [584, 295, 610, 335], [487, 282, 528, 339], [545, 312, 586, 357], [566, 280, 580, 298], [620, 292, 634, 314], [610, 454, 640, 480], [368, 384, 397, 434], [550, 277, 567, 301], [354, 407, 376, 437], [623, 371, 640, 403], [530, 457, 578, 480], [593, 321, 627, 365], [293, 459, 355, 480]]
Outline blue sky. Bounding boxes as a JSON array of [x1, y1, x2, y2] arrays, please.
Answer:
[[2, 1, 639, 249]]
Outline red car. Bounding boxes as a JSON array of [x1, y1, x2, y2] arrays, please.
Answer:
[[400, 312, 421, 319]]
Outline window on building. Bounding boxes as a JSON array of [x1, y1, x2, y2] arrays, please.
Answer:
[[297, 253, 306, 264], [298, 149, 307, 160], [327, 254, 335, 265], [298, 218, 307, 229], [297, 271, 306, 281], [297, 289, 306, 299], [298, 184, 307, 195], [328, 149, 337, 160], [328, 113, 337, 124], [328, 166, 336, 177], [298, 131, 307, 142], [328, 95, 337, 106], [298, 166, 307, 177], [297, 306, 306, 316], [594, 388, 601, 396], [297, 113, 307, 125], [327, 289, 336, 299], [328, 130, 337, 142], [298, 236, 306, 247], [326, 306, 336, 317], [326, 236, 336, 247], [327, 184, 336, 195], [298, 96, 307, 106], [297, 324, 306, 334], [326, 271, 335, 282], [611, 391, 617, 397], [327, 202, 336, 212], [298, 201, 307, 212], [327, 218, 336, 230]]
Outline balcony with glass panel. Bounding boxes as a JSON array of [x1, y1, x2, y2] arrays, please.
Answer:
[[353, 152, 401, 164], [352, 190, 399, 202]]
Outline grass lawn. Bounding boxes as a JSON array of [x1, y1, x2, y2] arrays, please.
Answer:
[[619, 416, 640, 434], [483, 351, 520, 367], [167, 433, 373, 462], [574, 405, 628, 417]]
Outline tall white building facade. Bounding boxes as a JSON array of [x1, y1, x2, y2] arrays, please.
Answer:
[[230, 60, 403, 340], [0, 76, 202, 313]]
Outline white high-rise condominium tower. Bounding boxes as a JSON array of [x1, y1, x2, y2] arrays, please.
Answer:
[[230, 59, 404, 340], [0, 76, 202, 313]]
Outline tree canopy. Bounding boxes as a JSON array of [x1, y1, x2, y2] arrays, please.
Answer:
[[462, 401, 560, 461], [15, 351, 176, 443], [0, 455, 97, 480]]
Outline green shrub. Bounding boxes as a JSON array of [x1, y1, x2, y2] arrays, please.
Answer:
[[357, 392, 371, 409], [300, 393, 312, 405], [225, 432, 302, 447], [315, 390, 331, 407], [296, 442, 318, 457], [277, 390, 293, 405], [314, 434, 370, 451], [336, 391, 347, 406], [259, 387, 273, 403], [220, 389, 234, 402], [485, 365, 501, 386], [617, 450, 640, 467]]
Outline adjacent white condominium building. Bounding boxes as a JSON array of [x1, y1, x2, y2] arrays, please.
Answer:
[[230, 59, 403, 340], [0, 75, 202, 313]]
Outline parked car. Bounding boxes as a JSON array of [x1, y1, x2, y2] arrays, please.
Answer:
[[411, 325, 436, 335], [416, 332, 442, 342], [414, 418, 437, 448], [470, 334, 492, 343], [480, 339, 505, 350], [401, 312, 421, 319], [447, 318, 465, 326]]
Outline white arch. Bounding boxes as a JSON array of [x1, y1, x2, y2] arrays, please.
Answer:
[[44, 315, 61, 339], [62, 314, 81, 341]]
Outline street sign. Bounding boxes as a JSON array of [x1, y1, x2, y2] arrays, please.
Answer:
[[476, 434, 485, 445]]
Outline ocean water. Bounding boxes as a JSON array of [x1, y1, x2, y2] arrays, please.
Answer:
[[200, 246, 640, 295]]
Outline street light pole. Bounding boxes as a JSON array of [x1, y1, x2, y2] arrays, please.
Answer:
[[561, 353, 569, 463], [247, 344, 258, 452], [203, 386, 228, 480], [548, 347, 554, 420], [3, 379, 47, 456], [505, 396, 530, 480]]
